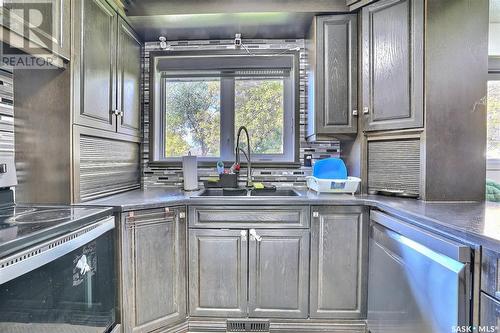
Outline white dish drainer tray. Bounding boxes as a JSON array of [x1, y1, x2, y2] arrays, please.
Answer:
[[306, 176, 361, 194]]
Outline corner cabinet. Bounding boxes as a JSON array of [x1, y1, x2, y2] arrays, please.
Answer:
[[309, 206, 368, 319], [361, 0, 424, 131], [121, 207, 187, 333], [72, 0, 142, 139], [307, 14, 358, 141]]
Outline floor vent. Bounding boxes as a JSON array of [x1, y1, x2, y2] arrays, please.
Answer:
[[227, 320, 270, 332]]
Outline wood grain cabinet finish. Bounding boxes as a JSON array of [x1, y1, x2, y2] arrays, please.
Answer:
[[309, 206, 368, 319], [116, 16, 142, 137], [121, 207, 187, 333], [361, 0, 424, 131], [307, 14, 358, 141], [248, 229, 310, 318], [73, 0, 142, 138], [73, 0, 117, 132], [481, 248, 500, 300], [189, 229, 248, 317], [480, 292, 500, 328]]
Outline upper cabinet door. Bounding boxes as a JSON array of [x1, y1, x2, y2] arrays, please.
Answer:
[[362, 0, 423, 131], [50, 0, 71, 60], [73, 0, 117, 132], [117, 17, 142, 138], [307, 14, 358, 141]]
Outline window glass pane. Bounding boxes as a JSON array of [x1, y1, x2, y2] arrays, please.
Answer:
[[490, 0, 500, 55], [488, 80, 500, 160], [164, 79, 221, 157], [235, 78, 284, 155]]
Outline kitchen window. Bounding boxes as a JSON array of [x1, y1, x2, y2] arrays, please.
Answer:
[[149, 51, 299, 165]]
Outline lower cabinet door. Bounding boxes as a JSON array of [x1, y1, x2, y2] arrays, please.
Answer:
[[480, 292, 500, 328], [309, 206, 368, 319], [122, 208, 187, 333], [189, 229, 248, 317], [248, 229, 310, 318]]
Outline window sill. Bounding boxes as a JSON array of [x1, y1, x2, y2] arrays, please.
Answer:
[[148, 160, 303, 169]]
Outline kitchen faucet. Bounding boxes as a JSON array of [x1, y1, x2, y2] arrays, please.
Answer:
[[235, 126, 252, 188]]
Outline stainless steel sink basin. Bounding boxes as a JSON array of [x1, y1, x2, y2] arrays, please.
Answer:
[[197, 188, 300, 197], [250, 189, 299, 197]]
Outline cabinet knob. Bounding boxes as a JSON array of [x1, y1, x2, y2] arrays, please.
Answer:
[[312, 212, 319, 218], [179, 212, 186, 219], [240, 230, 247, 241], [352, 109, 358, 116], [363, 107, 369, 115]]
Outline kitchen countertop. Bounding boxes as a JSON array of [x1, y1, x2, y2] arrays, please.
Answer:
[[85, 188, 500, 252]]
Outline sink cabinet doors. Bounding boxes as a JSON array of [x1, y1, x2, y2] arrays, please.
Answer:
[[121, 207, 187, 333], [188, 228, 310, 319], [309, 206, 368, 319], [188, 229, 248, 317], [361, 0, 424, 131], [248, 229, 310, 318]]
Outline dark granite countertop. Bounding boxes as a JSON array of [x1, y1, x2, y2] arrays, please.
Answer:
[[85, 188, 500, 252]]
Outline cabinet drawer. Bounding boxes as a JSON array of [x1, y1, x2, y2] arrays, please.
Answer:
[[480, 292, 500, 328], [188, 206, 310, 229], [481, 248, 500, 299]]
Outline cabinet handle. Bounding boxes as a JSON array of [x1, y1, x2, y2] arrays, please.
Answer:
[[111, 109, 120, 116], [352, 109, 358, 116], [249, 229, 262, 242], [363, 106, 369, 115], [312, 212, 319, 218], [240, 230, 247, 241]]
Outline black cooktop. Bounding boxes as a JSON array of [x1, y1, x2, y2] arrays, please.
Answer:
[[0, 205, 114, 258]]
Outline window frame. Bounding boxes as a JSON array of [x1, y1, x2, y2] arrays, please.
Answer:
[[487, 69, 500, 170], [149, 49, 301, 167]]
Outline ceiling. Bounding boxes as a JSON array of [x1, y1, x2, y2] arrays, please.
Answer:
[[123, 0, 348, 41]]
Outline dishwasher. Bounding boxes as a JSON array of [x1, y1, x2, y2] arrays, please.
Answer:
[[367, 210, 472, 333]]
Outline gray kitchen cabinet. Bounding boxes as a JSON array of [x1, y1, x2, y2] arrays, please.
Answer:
[[1, 0, 70, 60], [121, 207, 187, 333], [248, 229, 310, 318], [361, 0, 424, 131], [480, 293, 500, 329], [73, 0, 142, 138], [307, 14, 358, 141], [189, 229, 248, 318], [310, 206, 368, 319], [116, 16, 142, 137], [72, 0, 117, 132]]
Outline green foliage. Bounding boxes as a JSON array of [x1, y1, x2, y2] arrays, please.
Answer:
[[165, 80, 220, 157], [164, 77, 285, 158], [486, 179, 500, 202], [235, 79, 284, 154]]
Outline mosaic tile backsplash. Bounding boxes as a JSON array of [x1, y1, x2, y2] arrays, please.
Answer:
[[141, 39, 341, 189]]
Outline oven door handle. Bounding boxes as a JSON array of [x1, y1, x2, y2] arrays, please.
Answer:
[[0, 216, 115, 285]]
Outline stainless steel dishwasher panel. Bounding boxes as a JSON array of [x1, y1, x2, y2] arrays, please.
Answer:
[[367, 213, 470, 333]]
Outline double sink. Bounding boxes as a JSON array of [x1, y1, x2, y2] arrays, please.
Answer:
[[198, 188, 300, 197]]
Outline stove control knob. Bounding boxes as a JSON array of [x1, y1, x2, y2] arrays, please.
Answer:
[[0, 164, 7, 174]]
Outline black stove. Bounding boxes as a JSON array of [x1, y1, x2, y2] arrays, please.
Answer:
[[0, 204, 114, 258]]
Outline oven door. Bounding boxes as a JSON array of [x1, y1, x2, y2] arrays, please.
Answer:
[[0, 217, 116, 333]]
